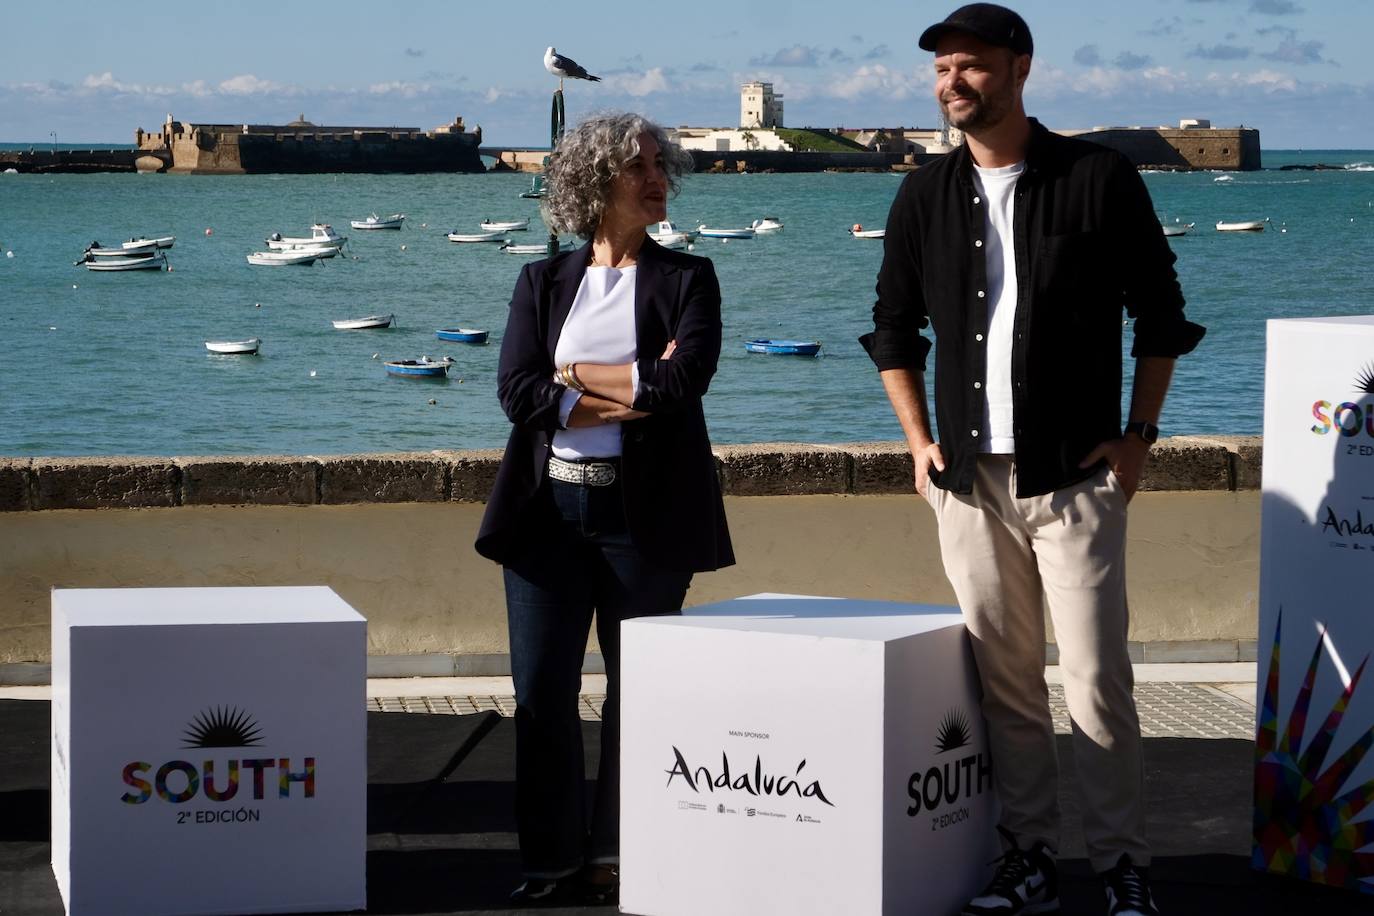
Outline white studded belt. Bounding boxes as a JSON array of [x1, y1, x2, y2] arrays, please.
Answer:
[[547, 456, 618, 487]]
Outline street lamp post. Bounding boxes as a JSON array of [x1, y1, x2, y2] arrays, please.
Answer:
[[49, 131, 57, 154]]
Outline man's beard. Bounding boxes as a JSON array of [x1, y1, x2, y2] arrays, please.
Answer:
[[941, 89, 1009, 133]]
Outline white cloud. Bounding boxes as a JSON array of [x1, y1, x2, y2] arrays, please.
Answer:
[[217, 74, 286, 95], [602, 67, 670, 97], [1238, 68, 1299, 91], [824, 64, 923, 101], [81, 72, 175, 95], [367, 80, 436, 98]]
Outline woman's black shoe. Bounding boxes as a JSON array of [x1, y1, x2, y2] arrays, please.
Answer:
[[578, 864, 619, 906]]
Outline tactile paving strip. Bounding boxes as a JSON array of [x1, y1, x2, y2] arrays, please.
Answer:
[[370, 684, 1256, 738], [1049, 683, 1256, 739], [369, 694, 604, 720]]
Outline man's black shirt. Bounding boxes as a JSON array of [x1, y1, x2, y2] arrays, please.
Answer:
[[861, 120, 1205, 497]]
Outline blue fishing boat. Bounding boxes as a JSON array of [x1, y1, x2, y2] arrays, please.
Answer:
[[384, 357, 453, 378], [435, 328, 490, 344], [744, 338, 822, 357]]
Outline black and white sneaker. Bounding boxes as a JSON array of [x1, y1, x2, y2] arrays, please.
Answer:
[[962, 827, 1060, 915], [1100, 854, 1160, 916]]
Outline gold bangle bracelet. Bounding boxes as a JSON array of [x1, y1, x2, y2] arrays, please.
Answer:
[[567, 362, 586, 393]]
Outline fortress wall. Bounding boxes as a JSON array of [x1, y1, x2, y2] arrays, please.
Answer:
[[1079, 128, 1262, 171]]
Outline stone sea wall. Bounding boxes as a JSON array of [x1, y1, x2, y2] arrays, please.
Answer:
[[0, 436, 1260, 511]]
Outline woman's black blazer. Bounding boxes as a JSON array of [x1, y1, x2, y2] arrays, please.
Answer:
[[475, 237, 735, 574]]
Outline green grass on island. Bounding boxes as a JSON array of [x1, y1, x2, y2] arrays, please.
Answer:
[[773, 129, 870, 153]]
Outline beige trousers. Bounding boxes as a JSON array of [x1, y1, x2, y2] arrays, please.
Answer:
[[928, 454, 1148, 872]]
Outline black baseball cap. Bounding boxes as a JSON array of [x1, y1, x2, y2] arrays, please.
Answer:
[[919, 3, 1034, 57]]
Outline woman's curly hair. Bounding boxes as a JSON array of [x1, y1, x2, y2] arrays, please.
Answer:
[[541, 112, 693, 239]]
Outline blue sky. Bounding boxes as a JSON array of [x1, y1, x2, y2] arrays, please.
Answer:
[[3, 0, 1371, 148]]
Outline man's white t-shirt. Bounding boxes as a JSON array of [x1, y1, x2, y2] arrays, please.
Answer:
[[972, 161, 1025, 454]]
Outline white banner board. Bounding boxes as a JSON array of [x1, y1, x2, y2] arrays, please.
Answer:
[[51, 587, 367, 915], [621, 594, 997, 916], [1256, 317, 1374, 894]]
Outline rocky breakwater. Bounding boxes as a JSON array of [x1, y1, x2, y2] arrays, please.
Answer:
[[0, 149, 145, 174]]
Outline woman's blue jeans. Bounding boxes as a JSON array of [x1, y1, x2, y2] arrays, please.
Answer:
[[503, 474, 692, 878]]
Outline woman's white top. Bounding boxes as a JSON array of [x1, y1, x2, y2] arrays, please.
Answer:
[[552, 265, 639, 459], [971, 161, 1024, 455]]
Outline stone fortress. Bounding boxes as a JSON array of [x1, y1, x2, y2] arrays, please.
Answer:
[[130, 112, 486, 174]]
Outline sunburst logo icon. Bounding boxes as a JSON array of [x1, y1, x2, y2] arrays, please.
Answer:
[[1355, 362, 1374, 395], [1253, 611, 1374, 890], [935, 709, 972, 754], [182, 707, 264, 749]]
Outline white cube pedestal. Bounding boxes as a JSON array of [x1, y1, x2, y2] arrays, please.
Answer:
[[621, 594, 997, 916], [51, 587, 367, 916]]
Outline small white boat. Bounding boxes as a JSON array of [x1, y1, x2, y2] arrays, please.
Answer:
[[84, 253, 166, 271], [648, 220, 698, 240], [480, 218, 530, 232], [266, 224, 346, 250], [332, 314, 394, 330], [83, 245, 154, 259], [206, 338, 261, 355], [850, 224, 885, 239], [350, 213, 405, 231], [246, 250, 323, 266], [503, 242, 562, 255], [1162, 222, 1195, 237], [127, 235, 175, 249], [113, 238, 161, 254], [1216, 219, 1267, 232], [751, 217, 785, 233], [290, 244, 342, 259], [385, 356, 454, 378], [448, 230, 508, 243], [697, 225, 755, 240]]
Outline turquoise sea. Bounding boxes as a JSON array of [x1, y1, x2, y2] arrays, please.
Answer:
[[1, 150, 1372, 457]]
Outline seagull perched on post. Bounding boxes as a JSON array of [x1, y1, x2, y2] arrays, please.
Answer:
[[544, 47, 601, 82]]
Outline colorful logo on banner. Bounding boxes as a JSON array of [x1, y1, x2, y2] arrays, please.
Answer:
[[907, 707, 991, 832], [1253, 612, 1374, 892], [1309, 363, 1374, 438], [120, 707, 316, 811]]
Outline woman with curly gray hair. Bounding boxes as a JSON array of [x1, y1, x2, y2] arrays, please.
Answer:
[[476, 112, 734, 906]]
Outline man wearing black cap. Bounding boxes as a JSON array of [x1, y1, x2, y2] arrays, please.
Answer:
[[861, 5, 1204, 916]]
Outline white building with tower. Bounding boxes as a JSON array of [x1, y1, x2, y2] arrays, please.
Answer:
[[740, 81, 784, 129]]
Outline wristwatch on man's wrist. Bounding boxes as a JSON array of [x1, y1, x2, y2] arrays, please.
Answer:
[[1124, 420, 1159, 444]]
